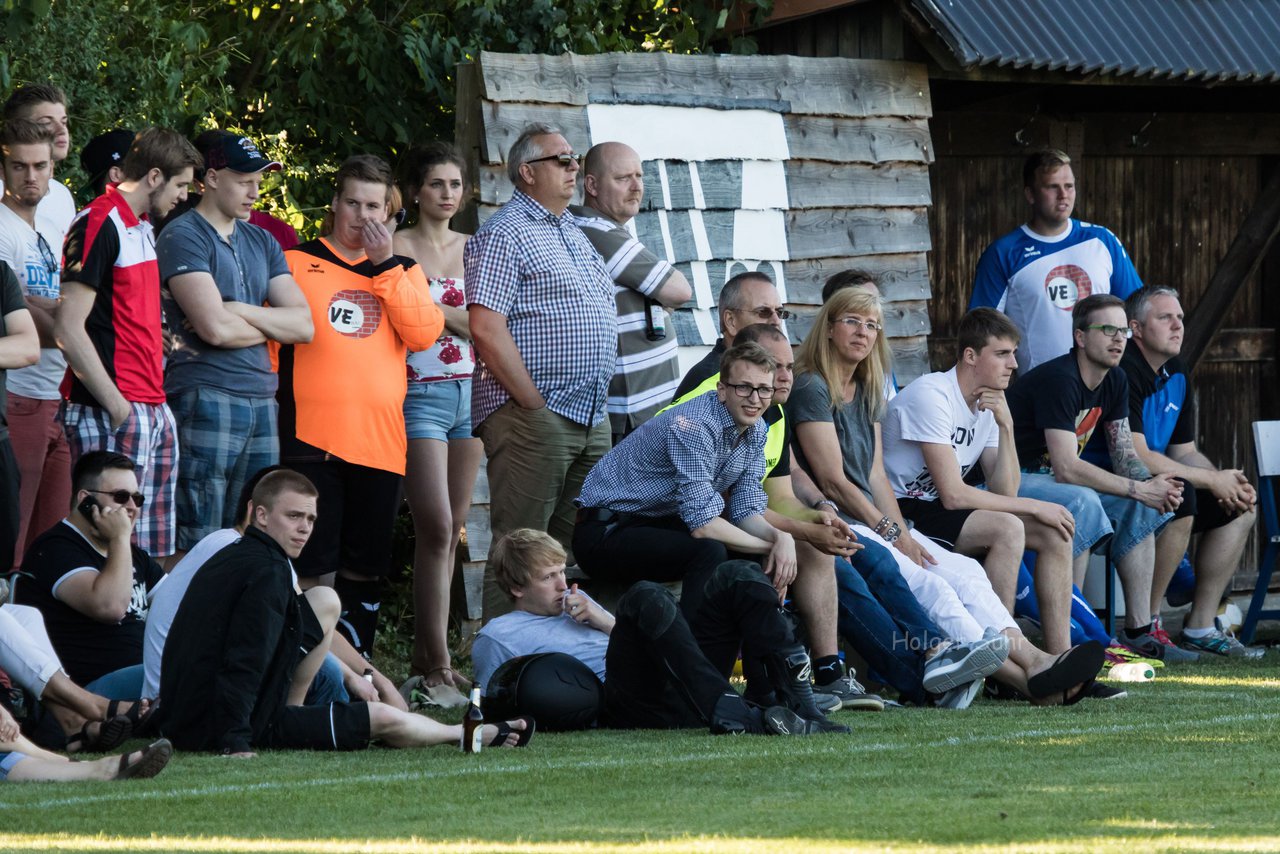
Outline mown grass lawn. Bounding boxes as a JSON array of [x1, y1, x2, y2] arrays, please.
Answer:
[[2, 658, 1278, 853]]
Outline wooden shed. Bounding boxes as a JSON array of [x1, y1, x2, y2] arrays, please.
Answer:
[[452, 49, 939, 615], [752, 0, 1280, 592]]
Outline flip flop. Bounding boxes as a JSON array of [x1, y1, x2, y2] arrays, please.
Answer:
[[1026, 641, 1105, 701], [489, 716, 535, 748], [115, 739, 173, 780], [66, 714, 132, 754], [1063, 677, 1096, 706]]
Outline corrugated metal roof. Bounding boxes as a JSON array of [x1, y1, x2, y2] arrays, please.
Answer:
[[909, 0, 1280, 83]]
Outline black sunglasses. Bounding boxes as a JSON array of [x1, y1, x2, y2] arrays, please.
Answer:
[[86, 488, 147, 508], [526, 153, 581, 169]]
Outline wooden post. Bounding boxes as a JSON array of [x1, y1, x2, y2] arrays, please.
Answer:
[[1184, 168, 1280, 370]]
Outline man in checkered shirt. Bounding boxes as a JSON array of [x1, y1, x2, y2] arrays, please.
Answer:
[[466, 123, 617, 622]]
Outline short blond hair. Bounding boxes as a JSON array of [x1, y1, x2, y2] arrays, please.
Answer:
[[491, 528, 566, 600]]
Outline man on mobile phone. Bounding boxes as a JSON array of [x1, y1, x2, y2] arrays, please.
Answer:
[[17, 451, 163, 699]]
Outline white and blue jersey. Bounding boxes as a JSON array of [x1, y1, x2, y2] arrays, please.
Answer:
[[970, 219, 1143, 371]]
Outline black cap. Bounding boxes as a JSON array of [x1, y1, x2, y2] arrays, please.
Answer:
[[80, 129, 135, 188], [200, 130, 282, 174]]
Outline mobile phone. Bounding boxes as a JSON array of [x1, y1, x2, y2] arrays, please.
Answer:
[[77, 494, 100, 518]]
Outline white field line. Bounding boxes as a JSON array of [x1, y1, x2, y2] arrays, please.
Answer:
[[3, 709, 1277, 813]]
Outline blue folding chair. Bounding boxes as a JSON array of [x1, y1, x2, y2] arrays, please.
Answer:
[[1240, 420, 1280, 644]]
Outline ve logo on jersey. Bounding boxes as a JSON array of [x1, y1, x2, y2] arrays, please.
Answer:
[[327, 289, 382, 339], [1044, 264, 1093, 311]]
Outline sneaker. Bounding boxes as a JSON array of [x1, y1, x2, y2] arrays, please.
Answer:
[[815, 663, 885, 712], [922, 633, 1012, 694], [1104, 643, 1164, 669], [1179, 628, 1265, 659], [1081, 681, 1128, 700], [934, 679, 983, 710], [399, 675, 469, 711], [1123, 628, 1201, 664], [813, 691, 843, 715]]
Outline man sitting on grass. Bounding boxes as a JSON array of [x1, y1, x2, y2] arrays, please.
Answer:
[[473, 528, 831, 735], [155, 469, 532, 755]]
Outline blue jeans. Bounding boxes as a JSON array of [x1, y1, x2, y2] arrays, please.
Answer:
[[1017, 474, 1112, 557], [833, 538, 947, 704]]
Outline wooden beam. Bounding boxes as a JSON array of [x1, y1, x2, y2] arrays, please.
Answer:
[[787, 206, 931, 258], [453, 61, 484, 234], [931, 112, 1280, 158], [1184, 168, 1280, 370], [478, 51, 933, 118], [1200, 328, 1276, 364], [477, 159, 929, 208]]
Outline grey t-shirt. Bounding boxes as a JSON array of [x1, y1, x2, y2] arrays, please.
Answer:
[[471, 602, 609, 695], [786, 371, 879, 502], [156, 210, 290, 397]]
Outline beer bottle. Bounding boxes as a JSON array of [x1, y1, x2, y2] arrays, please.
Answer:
[[462, 683, 484, 753]]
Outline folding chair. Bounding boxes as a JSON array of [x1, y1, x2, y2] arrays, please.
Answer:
[[1240, 420, 1280, 644]]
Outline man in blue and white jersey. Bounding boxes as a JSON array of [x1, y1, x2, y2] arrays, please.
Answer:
[[971, 149, 1143, 372]]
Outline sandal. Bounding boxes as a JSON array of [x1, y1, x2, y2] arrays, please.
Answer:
[[489, 716, 535, 748], [1026, 641, 1105, 701], [115, 739, 173, 780], [106, 699, 156, 734], [66, 714, 132, 754]]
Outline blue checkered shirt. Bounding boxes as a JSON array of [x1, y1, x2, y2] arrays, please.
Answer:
[[576, 390, 769, 531], [465, 190, 617, 427]]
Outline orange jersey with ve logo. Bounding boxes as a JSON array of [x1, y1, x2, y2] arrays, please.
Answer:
[[278, 238, 443, 474]]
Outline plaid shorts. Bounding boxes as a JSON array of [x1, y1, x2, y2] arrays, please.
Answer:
[[62, 401, 178, 558], [169, 388, 279, 551]]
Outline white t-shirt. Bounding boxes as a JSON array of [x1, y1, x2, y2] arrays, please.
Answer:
[[141, 528, 240, 699], [0, 178, 75, 233], [882, 368, 999, 502], [0, 202, 68, 398]]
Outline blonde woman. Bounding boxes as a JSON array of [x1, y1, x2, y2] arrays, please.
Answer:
[[786, 287, 1105, 704]]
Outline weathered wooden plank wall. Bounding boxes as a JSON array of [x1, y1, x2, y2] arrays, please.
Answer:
[[452, 50, 938, 614]]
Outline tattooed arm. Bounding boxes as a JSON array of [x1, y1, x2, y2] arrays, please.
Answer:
[[1106, 419, 1183, 512], [1043, 425, 1180, 511], [1105, 418, 1152, 480]]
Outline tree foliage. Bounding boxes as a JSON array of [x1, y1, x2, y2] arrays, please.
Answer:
[[2, 0, 772, 231]]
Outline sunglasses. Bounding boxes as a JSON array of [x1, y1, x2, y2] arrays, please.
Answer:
[[735, 306, 795, 321], [86, 488, 147, 508], [36, 233, 60, 276], [526, 153, 581, 169]]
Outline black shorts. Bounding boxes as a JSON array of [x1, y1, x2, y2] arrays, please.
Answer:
[[897, 497, 974, 550], [285, 456, 403, 578], [1171, 481, 1239, 533], [264, 701, 372, 751]]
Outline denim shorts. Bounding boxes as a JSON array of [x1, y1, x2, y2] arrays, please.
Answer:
[[404, 379, 472, 442]]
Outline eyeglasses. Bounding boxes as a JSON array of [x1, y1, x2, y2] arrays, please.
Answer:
[[725, 383, 775, 401], [1084, 324, 1133, 339], [734, 306, 794, 322], [86, 488, 147, 507], [526, 153, 581, 169], [36, 233, 60, 276], [832, 316, 882, 333]]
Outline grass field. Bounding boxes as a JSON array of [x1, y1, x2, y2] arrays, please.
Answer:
[[2, 657, 1279, 853]]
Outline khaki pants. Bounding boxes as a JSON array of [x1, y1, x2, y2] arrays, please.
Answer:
[[475, 401, 610, 621]]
